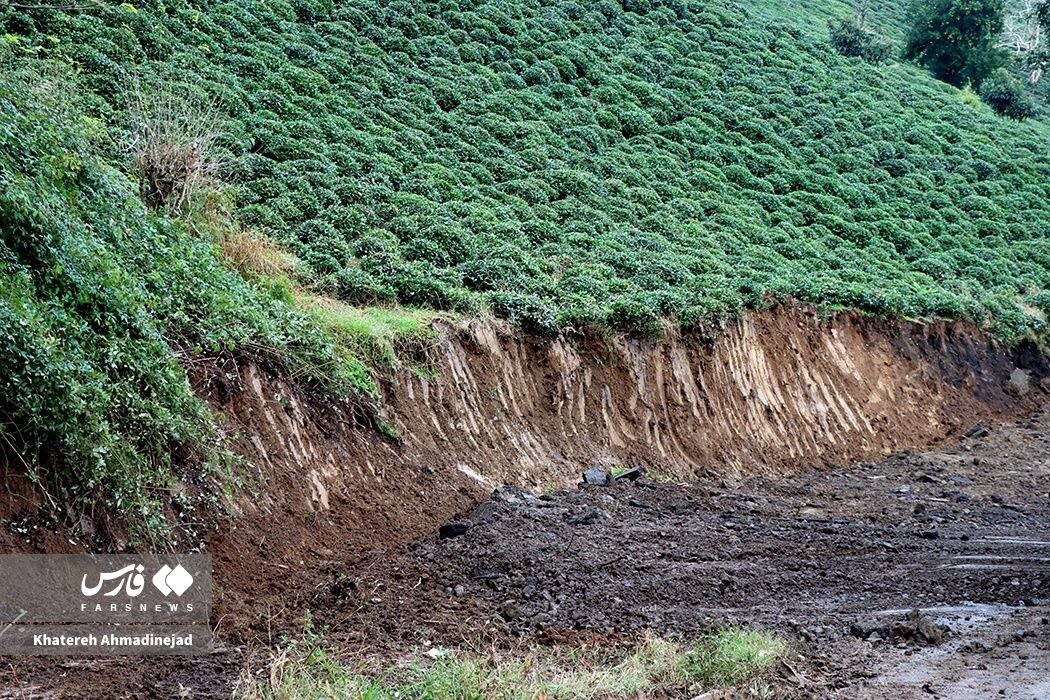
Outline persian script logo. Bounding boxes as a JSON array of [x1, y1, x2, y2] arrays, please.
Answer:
[[81, 564, 194, 598]]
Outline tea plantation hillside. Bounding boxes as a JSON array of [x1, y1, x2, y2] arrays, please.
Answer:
[[4, 0, 1049, 341], [1, 0, 1049, 536]]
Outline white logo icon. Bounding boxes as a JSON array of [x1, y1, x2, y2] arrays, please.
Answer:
[[152, 564, 194, 596]]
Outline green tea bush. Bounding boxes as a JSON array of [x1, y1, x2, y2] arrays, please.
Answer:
[[828, 17, 893, 63], [979, 69, 1036, 120]]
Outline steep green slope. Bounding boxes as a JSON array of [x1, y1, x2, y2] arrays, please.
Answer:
[[1, 0, 1049, 536], [0, 59, 371, 540], [5, 0, 1049, 341]]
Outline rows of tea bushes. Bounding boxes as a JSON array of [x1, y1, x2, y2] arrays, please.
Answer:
[[5, 0, 1048, 341]]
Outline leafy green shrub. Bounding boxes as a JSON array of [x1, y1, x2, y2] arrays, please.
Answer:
[[0, 57, 371, 542], [828, 17, 893, 63], [904, 0, 1005, 87], [979, 69, 1036, 120], [959, 84, 984, 109]]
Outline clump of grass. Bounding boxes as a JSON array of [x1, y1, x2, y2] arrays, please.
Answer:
[[608, 466, 682, 483], [219, 226, 301, 281], [238, 629, 787, 699], [680, 628, 788, 687], [301, 296, 443, 373]]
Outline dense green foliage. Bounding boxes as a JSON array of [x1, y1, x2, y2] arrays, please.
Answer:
[[905, 0, 1006, 87], [980, 68, 1036, 119], [4, 0, 1049, 343], [829, 17, 893, 63], [0, 57, 369, 540]]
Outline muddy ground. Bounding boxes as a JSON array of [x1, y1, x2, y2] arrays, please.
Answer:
[[3, 406, 1049, 698]]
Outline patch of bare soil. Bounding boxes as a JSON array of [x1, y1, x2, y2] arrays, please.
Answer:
[[2, 407, 1048, 698], [302, 404, 1049, 697]]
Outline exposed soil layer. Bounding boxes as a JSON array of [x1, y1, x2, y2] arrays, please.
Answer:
[[1, 311, 1047, 698], [3, 403, 1047, 698], [201, 309, 1041, 636], [3, 309, 1039, 633]]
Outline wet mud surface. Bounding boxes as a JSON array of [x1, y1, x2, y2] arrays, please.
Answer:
[[3, 406, 1049, 697], [320, 404, 1050, 697]]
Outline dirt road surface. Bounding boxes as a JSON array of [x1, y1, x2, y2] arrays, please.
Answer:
[[317, 404, 1050, 698], [3, 406, 1048, 698]]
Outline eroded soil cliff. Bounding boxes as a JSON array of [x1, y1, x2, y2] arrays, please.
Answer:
[[199, 308, 1042, 623], [1, 307, 1046, 698]]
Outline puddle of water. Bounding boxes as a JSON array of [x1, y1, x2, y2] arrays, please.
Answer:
[[874, 601, 1017, 627], [951, 554, 1050, 562], [862, 604, 1050, 697], [944, 562, 1050, 570]]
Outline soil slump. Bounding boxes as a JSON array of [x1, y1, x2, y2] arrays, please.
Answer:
[[200, 308, 1041, 632], [1, 408, 1048, 697]]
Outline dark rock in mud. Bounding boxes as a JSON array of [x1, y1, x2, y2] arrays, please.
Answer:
[[500, 600, 523, 620], [850, 610, 950, 646], [491, 486, 537, 506], [850, 619, 889, 640], [916, 616, 947, 645], [963, 422, 989, 439], [613, 466, 644, 482], [438, 521, 470, 539], [568, 507, 602, 525], [582, 468, 611, 486], [891, 610, 949, 645]]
